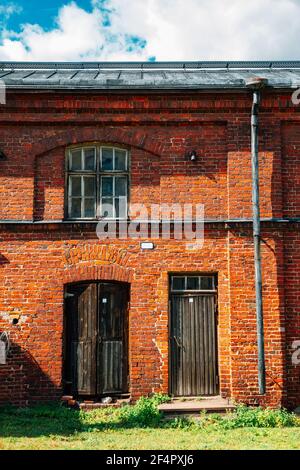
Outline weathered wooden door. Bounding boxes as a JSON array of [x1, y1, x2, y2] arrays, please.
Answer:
[[170, 276, 218, 396], [64, 283, 97, 395], [97, 283, 128, 395], [64, 282, 129, 397]]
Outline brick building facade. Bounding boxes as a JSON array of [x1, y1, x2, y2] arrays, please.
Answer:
[[0, 61, 299, 408]]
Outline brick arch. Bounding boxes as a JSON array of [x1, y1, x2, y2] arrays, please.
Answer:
[[62, 263, 134, 285], [65, 244, 131, 267], [31, 127, 163, 159]]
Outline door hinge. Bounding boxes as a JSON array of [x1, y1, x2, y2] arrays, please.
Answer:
[[64, 292, 75, 299], [214, 301, 219, 324]]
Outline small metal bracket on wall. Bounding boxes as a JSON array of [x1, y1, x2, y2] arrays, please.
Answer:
[[0, 331, 10, 365], [64, 292, 75, 299]]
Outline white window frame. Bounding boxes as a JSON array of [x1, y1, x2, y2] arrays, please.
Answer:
[[66, 145, 129, 220], [100, 175, 128, 220]]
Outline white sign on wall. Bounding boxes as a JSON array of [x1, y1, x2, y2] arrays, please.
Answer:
[[0, 340, 6, 365]]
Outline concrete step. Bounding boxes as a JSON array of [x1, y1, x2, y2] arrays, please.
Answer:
[[80, 398, 131, 410], [171, 395, 226, 402], [61, 395, 131, 410], [79, 402, 121, 410], [158, 396, 235, 415]]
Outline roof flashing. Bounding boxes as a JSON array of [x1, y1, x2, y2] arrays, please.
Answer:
[[0, 61, 300, 90]]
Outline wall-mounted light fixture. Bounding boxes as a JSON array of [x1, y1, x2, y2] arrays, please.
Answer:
[[141, 242, 155, 250], [187, 150, 197, 162], [0, 150, 7, 160]]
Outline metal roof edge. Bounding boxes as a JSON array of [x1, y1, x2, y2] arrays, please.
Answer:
[[1, 60, 300, 70], [3, 83, 296, 92]]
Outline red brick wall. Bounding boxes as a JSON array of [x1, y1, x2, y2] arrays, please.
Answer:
[[0, 90, 299, 407], [281, 123, 300, 408], [283, 228, 300, 409]]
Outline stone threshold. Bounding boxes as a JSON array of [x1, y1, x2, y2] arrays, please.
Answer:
[[61, 395, 131, 410], [158, 396, 236, 415]]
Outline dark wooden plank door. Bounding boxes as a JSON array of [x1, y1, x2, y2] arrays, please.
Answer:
[[64, 281, 128, 397], [97, 283, 128, 395], [65, 283, 98, 396], [170, 293, 218, 396]]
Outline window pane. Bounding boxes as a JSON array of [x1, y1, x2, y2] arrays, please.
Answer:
[[70, 198, 81, 218], [70, 149, 82, 171], [102, 177, 113, 196], [83, 176, 96, 197], [84, 148, 96, 171], [115, 176, 127, 196], [68, 145, 129, 220], [187, 276, 200, 290], [200, 277, 214, 290], [101, 198, 114, 218], [102, 148, 113, 170], [172, 277, 185, 291], [115, 149, 127, 171], [70, 176, 81, 197], [84, 198, 96, 218], [115, 197, 127, 218]]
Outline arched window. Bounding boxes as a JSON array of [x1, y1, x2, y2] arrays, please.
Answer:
[[66, 145, 129, 219]]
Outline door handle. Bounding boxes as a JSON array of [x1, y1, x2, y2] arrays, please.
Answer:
[[173, 336, 183, 349]]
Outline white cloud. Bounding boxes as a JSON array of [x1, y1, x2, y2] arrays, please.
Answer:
[[108, 0, 300, 60], [0, 0, 300, 61], [0, 1, 149, 61]]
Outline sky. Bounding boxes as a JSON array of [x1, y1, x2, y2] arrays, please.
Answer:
[[0, 0, 299, 61]]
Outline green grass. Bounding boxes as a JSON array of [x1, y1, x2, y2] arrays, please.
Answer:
[[1, 397, 300, 450]]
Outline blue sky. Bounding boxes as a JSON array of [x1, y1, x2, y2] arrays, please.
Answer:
[[3, 1, 93, 29], [0, 0, 300, 61]]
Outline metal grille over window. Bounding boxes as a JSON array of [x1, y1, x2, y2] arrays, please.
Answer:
[[67, 146, 128, 220]]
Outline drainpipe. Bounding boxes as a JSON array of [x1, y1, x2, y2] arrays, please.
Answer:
[[245, 76, 268, 395]]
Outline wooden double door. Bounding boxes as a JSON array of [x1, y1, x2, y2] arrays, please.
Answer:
[[64, 282, 129, 397]]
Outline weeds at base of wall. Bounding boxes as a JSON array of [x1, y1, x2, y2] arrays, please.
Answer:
[[0, 395, 299, 431], [197, 405, 299, 430]]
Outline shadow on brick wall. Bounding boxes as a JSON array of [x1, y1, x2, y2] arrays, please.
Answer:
[[0, 340, 85, 440], [0, 340, 61, 407], [0, 253, 9, 265]]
